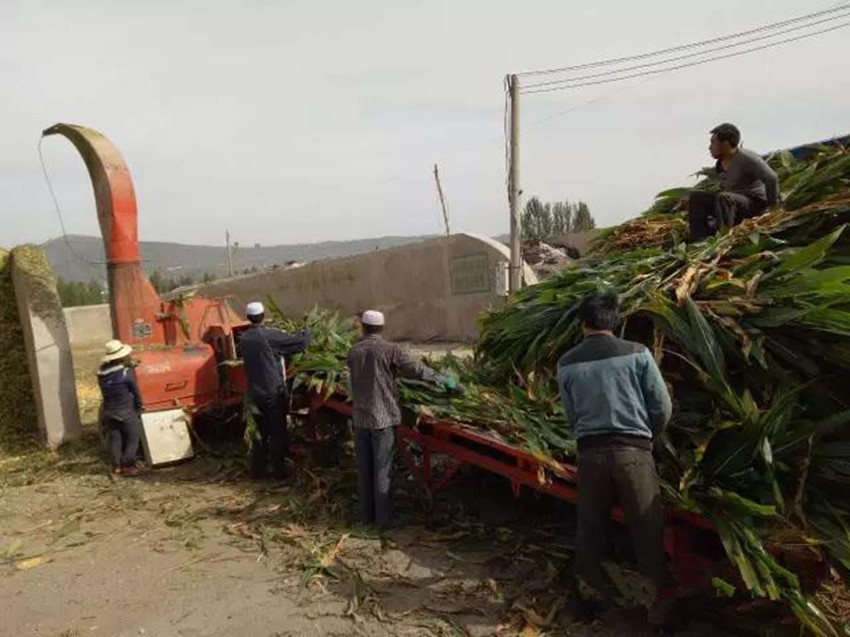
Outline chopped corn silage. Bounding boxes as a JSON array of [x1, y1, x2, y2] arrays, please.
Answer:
[[0, 248, 38, 453]]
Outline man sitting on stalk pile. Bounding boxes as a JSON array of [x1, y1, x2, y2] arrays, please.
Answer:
[[688, 122, 780, 241], [558, 291, 685, 627], [347, 310, 461, 530], [240, 301, 311, 480]]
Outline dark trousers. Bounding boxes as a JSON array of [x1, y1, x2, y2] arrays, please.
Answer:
[[103, 412, 142, 469], [248, 391, 289, 478], [688, 191, 767, 240], [574, 445, 677, 604], [355, 426, 396, 528]]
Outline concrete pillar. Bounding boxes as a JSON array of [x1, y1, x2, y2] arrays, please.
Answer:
[[11, 245, 81, 448]]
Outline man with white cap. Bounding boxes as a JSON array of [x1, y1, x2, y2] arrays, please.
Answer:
[[97, 339, 143, 476], [240, 301, 311, 479], [347, 310, 461, 529]]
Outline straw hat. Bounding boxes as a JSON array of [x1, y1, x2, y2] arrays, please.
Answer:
[[102, 339, 133, 364]]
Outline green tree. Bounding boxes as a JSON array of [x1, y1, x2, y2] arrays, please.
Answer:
[[523, 197, 594, 239], [149, 270, 166, 294], [522, 197, 553, 241], [572, 201, 596, 232], [56, 277, 104, 307], [552, 200, 573, 235], [57, 278, 78, 307], [86, 278, 103, 303]]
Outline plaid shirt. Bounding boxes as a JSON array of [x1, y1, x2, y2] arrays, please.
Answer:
[[347, 335, 444, 429]]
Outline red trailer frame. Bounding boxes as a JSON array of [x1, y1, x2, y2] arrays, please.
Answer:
[[307, 392, 825, 593]]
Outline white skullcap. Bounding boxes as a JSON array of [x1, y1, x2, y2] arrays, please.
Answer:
[[361, 310, 385, 326], [246, 301, 265, 317]]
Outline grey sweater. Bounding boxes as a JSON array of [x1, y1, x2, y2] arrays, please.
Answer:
[[716, 147, 779, 205]]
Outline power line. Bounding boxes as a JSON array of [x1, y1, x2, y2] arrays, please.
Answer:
[[521, 20, 850, 94], [37, 135, 104, 268], [517, 2, 850, 77], [526, 76, 659, 129], [522, 10, 850, 91]]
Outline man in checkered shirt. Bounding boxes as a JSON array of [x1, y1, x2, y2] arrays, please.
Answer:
[[347, 310, 460, 529]]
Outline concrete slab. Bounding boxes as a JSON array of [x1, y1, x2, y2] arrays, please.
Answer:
[[11, 245, 81, 447], [63, 303, 112, 347]]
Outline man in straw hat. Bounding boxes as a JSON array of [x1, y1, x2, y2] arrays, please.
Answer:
[[97, 339, 143, 476], [240, 301, 311, 479], [347, 310, 461, 529]]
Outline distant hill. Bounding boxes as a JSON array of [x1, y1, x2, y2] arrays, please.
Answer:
[[43, 234, 435, 284]]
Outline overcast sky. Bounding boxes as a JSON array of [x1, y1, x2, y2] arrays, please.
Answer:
[[1, 0, 848, 248]]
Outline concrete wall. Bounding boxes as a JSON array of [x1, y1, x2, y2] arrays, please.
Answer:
[[61, 234, 537, 344], [11, 245, 81, 448], [190, 233, 536, 342], [64, 303, 113, 348]]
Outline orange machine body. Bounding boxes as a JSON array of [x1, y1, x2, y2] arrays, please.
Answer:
[[44, 123, 249, 414]]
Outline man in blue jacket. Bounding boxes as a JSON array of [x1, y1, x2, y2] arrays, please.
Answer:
[[240, 301, 311, 479], [98, 339, 144, 476], [558, 291, 679, 626]]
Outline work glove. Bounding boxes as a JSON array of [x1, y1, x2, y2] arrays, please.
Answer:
[[444, 376, 464, 396]]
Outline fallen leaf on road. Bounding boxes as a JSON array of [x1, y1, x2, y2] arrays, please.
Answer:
[[320, 533, 349, 568], [16, 556, 50, 570]]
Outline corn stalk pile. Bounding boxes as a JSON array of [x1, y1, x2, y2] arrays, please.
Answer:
[[266, 302, 359, 398], [475, 146, 850, 633], [263, 145, 850, 632], [264, 306, 575, 460], [593, 144, 850, 253]]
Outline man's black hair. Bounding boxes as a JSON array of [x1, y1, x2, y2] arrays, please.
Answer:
[[362, 324, 384, 336], [710, 123, 741, 148], [577, 291, 620, 331], [248, 313, 264, 325]]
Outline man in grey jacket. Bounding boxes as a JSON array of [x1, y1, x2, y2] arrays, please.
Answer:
[[558, 291, 680, 626], [347, 310, 459, 530], [688, 122, 780, 240]]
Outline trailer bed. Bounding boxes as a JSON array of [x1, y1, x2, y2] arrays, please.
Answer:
[[306, 391, 826, 593]]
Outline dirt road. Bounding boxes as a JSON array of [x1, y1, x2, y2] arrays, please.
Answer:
[[1, 434, 618, 637], [0, 345, 787, 636]]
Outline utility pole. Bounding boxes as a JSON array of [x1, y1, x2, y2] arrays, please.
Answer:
[[508, 74, 522, 293], [226, 230, 234, 277], [433, 163, 451, 236]]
